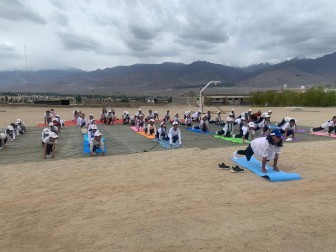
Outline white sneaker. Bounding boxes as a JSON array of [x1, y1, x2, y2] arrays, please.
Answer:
[[46, 155, 50, 158], [233, 151, 239, 160], [0, 147, 2, 150]]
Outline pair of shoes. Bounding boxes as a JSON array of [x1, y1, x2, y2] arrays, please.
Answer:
[[231, 165, 244, 173], [233, 151, 239, 160], [218, 163, 230, 170]]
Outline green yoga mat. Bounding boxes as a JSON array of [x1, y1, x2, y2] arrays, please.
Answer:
[[213, 135, 250, 144]]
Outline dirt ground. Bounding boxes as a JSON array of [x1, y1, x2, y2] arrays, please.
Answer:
[[0, 105, 335, 251]]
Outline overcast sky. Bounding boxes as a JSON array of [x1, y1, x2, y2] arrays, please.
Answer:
[[1, 0, 336, 71]]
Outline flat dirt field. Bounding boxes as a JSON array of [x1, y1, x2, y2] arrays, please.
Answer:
[[0, 105, 335, 252]]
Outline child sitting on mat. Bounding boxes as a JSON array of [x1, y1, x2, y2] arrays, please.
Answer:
[[90, 131, 105, 157], [144, 119, 156, 135], [156, 122, 169, 141], [310, 116, 336, 136], [233, 129, 283, 173]]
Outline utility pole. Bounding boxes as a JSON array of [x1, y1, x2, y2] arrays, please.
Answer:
[[199, 81, 221, 112]]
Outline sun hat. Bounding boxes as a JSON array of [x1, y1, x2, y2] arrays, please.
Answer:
[[43, 128, 50, 134], [271, 129, 282, 138], [248, 109, 252, 112], [149, 119, 155, 122], [172, 121, 179, 125], [17, 119, 21, 123], [94, 131, 102, 137], [160, 122, 166, 126], [268, 110, 272, 113], [49, 122, 54, 126], [7, 125, 14, 130]]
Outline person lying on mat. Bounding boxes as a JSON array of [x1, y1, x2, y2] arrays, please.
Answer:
[[43, 132, 59, 159], [233, 122, 255, 143], [144, 119, 156, 135], [216, 114, 234, 137], [90, 131, 105, 157], [280, 119, 296, 140], [168, 121, 182, 147], [156, 122, 169, 141], [233, 129, 283, 173], [310, 116, 336, 136]]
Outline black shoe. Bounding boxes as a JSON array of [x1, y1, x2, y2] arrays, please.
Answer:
[[218, 163, 230, 170], [231, 165, 244, 173]]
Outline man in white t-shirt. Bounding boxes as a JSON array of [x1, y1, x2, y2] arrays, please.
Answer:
[[90, 131, 105, 156], [310, 116, 336, 136], [168, 121, 182, 146], [43, 132, 59, 159], [233, 129, 283, 173]]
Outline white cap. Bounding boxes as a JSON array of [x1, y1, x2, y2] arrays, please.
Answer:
[[139, 108, 142, 111], [91, 125, 98, 130], [17, 119, 21, 123], [160, 122, 166, 126], [48, 132, 59, 138], [89, 114, 93, 116], [268, 110, 272, 113], [149, 119, 155, 122], [172, 121, 179, 125], [265, 115, 270, 118], [248, 109, 252, 112], [126, 111, 129, 114], [108, 109, 112, 112], [248, 122, 255, 128], [94, 131, 102, 137], [198, 110, 202, 112], [43, 128, 50, 134], [231, 108, 235, 111], [90, 119, 95, 123], [49, 122, 54, 126], [7, 125, 14, 130], [241, 117, 245, 120]]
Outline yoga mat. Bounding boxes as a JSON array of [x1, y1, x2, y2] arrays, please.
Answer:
[[153, 139, 180, 148], [231, 156, 301, 182], [295, 129, 307, 133], [309, 131, 336, 138], [83, 142, 106, 154], [130, 126, 156, 139], [187, 128, 214, 134], [213, 135, 250, 144]]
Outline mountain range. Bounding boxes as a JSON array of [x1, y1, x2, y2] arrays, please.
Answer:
[[1, 52, 336, 96]]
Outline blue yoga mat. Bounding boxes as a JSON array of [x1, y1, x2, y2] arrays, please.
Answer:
[[83, 142, 106, 154], [231, 156, 301, 182], [187, 128, 214, 134], [152, 138, 180, 148]]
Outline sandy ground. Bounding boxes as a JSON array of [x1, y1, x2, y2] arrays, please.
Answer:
[[0, 105, 335, 251]]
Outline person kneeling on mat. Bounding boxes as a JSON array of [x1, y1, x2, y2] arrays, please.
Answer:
[[233, 129, 283, 173], [156, 122, 169, 141], [90, 131, 105, 157], [144, 119, 156, 136], [168, 121, 182, 147], [43, 132, 58, 159], [233, 121, 255, 143]]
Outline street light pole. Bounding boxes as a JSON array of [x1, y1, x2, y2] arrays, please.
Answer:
[[199, 80, 221, 112]]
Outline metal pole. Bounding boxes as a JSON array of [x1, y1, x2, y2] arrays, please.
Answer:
[[199, 81, 221, 112], [24, 45, 28, 89]]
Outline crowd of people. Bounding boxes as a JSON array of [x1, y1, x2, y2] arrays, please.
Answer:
[[2, 106, 335, 174]]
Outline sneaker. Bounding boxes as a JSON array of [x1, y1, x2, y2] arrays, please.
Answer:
[[46, 155, 50, 158], [231, 165, 244, 173], [232, 135, 235, 138], [218, 163, 230, 170], [0, 147, 2, 150], [233, 151, 239, 160]]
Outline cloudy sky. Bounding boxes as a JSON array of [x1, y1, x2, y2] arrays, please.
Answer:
[[1, 0, 336, 71]]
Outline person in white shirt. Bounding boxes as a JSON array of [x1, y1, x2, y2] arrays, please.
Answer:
[[0, 129, 8, 150], [234, 116, 245, 131], [310, 116, 336, 135], [43, 132, 59, 159], [17, 119, 26, 134], [88, 123, 98, 142], [277, 117, 297, 128], [233, 129, 283, 173], [191, 110, 202, 122], [49, 122, 59, 135], [44, 110, 52, 126], [214, 111, 222, 125], [254, 115, 271, 135], [168, 121, 182, 146], [256, 110, 272, 123], [163, 109, 171, 122], [90, 131, 105, 157], [156, 122, 169, 141], [136, 114, 145, 131], [184, 112, 193, 127], [154, 111, 159, 121], [233, 122, 255, 143], [6, 125, 15, 141], [193, 115, 209, 132], [105, 109, 116, 125], [41, 128, 50, 147], [144, 119, 156, 135], [216, 115, 234, 137], [122, 111, 131, 124], [146, 109, 155, 121], [280, 119, 296, 140]]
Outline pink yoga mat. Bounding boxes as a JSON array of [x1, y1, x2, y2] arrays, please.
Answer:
[[310, 132, 336, 138]]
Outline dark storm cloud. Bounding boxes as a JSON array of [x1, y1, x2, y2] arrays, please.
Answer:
[[0, 0, 46, 24]]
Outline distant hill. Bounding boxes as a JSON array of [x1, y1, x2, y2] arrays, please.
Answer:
[[1, 52, 335, 95]]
